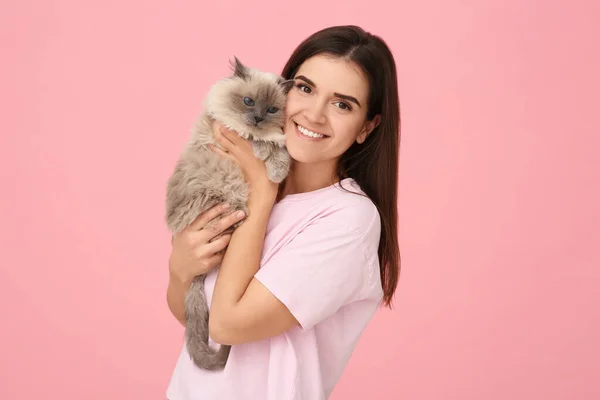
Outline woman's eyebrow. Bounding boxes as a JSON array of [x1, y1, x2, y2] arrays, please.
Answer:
[[294, 75, 362, 107], [334, 92, 361, 107]]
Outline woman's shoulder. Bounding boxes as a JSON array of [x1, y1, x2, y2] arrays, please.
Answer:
[[316, 179, 383, 297], [315, 178, 382, 245]]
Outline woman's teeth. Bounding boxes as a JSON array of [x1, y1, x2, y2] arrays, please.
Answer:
[[297, 124, 325, 139]]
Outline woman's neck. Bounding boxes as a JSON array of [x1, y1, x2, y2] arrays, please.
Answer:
[[279, 160, 340, 199]]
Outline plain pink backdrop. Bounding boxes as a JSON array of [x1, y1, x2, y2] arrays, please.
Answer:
[[1, 0, 599, 399]]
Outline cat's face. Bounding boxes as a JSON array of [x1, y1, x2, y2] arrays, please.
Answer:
[[205, 58, 293, 139]]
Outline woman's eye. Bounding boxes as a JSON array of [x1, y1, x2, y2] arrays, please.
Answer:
[[267, 106, 279, 113], [243, 97, 255, 106], [296, 83, 311, 94], [335, 101, 352, 111]]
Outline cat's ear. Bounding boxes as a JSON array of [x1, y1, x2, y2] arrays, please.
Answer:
[[230, 56, 249, 79], [278, 78, 295, 94]]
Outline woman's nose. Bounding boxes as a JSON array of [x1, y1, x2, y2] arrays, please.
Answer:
[[305, 101, 327, 124]]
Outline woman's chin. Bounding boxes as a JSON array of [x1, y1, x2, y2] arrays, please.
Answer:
[[285, 144, 310, 163]]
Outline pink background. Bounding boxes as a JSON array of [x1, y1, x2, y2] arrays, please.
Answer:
[[2, 0, 599, 399]]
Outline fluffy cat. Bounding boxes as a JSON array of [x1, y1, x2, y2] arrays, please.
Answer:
[[165, 57, 293, 371]]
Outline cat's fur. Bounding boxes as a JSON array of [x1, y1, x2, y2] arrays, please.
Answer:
[[165, 58, 293, 371]]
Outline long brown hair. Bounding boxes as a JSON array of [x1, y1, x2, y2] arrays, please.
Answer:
[[281, 25, 401, 307]]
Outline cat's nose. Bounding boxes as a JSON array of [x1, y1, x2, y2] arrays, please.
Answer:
[[254, 116, 264, 124]]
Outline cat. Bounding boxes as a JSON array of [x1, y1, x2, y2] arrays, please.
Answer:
[[165, 57, 293, 371]]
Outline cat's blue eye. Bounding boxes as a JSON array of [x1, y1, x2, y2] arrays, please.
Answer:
[[267, 107, 279, 114], [243, 97, 255, 106]]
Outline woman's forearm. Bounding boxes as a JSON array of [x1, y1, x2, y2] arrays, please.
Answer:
[[167, 275, 190, 327], [210, 195, 273, 319]]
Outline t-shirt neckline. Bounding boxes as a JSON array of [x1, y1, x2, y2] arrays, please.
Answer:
[[277, 177, 355, 203]]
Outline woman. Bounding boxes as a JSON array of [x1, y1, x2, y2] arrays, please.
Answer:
[[166, 25, 400, 399]]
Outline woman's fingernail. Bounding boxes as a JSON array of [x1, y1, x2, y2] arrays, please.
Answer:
[[223, 203, 230, 209], [236, 211, 245, 218]]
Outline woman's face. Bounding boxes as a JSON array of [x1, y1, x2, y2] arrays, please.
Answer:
[[283, 54, 378, 166]]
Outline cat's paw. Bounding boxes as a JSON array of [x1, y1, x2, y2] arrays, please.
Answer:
[[266, 163, 289, 183], [252, 141, 271, 161]]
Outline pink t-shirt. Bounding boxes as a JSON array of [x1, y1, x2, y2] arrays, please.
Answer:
[[166, 178, 384, 400]]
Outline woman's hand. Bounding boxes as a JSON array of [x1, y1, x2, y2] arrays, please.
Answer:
[[209, 122, 278, 205], [169, 203, 246, 286]]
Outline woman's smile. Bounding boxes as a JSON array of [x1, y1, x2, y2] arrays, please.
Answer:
[[293, 122, 329, 141]]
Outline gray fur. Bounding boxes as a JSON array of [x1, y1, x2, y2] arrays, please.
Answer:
[[165, 58, 292, 371]]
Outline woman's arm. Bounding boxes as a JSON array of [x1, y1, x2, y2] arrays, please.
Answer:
[[209, 190, 300, 345], [167, 277, 189, 327], [208, 126, 300, 345]]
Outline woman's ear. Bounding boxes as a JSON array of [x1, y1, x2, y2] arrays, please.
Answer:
[[357, 115, 381, 144]]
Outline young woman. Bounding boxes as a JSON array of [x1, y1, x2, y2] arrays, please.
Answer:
[[166, 25, 401, 399]]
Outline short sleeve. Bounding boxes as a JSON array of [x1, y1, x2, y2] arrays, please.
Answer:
[[254, 220, 373, 330]]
